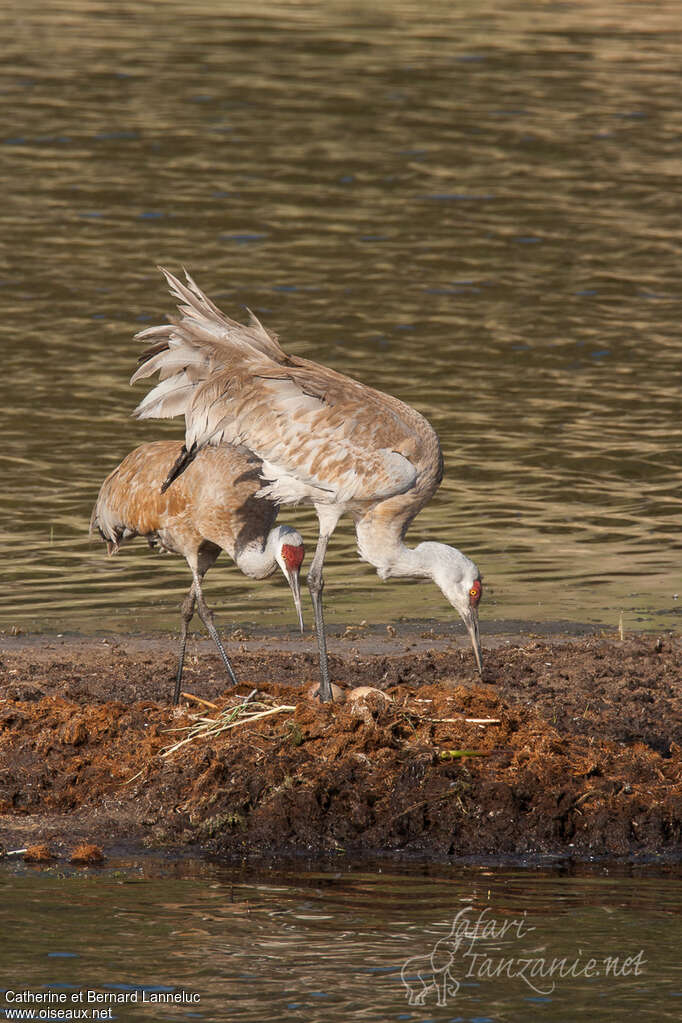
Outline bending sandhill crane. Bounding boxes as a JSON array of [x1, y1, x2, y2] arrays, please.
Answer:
[[132, 270, 483, 703], [90, 439, 305, 705]]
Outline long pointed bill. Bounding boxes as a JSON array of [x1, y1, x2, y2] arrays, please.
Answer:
[[287, 570, 304, 632], [464, 608, 483, 675]]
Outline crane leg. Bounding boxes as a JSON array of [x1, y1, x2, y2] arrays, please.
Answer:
[[307, 532, 334, 702], [191, 569, 240, 688], [173, 582, 197, 705]]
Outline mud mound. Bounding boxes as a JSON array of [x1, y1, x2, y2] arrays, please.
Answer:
[[0, 635, 680, 861]]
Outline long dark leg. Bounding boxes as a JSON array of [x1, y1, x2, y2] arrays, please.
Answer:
[[308, 532, 333, 702], [173, 583, 197, 706], [192, 569, 239, 687]]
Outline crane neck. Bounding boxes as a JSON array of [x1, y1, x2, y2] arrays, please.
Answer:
[[234, 529, 279, 579], [355, 519, 432, 581], [355, 519, 477, 602]]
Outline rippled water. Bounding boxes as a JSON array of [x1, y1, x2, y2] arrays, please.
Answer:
[[1, 0, 681, 634], [1, 859, 680, 1022]]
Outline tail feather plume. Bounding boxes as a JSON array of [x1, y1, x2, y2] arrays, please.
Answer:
[[130, 268, 286, 424]]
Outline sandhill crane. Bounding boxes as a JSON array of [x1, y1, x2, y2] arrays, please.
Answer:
[[90, 439, 305, 705], [131, 270, 483, 703]]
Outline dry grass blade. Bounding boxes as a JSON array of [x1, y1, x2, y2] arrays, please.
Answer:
[[439, 749, 487, 760], [160, 690, 296, 759], [426, 717, 501, 725], [180, 692, 219, 709]]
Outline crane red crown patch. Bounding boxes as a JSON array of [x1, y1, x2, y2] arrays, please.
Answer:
[[282, 543, 304, 572], [469, 579, 482, 607]]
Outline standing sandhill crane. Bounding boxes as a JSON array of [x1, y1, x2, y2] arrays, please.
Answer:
[[90, 439, 305, 705], [131, 270, 483, 703]]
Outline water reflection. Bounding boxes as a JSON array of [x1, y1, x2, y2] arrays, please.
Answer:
[[0, 1, 681, 633], [0, 859, 681, 1021]]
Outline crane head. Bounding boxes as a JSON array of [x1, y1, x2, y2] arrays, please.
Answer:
[[274, 527, 305, 632], [423, 543, 483, 674]]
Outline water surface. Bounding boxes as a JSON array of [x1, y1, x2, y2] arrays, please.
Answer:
[[1, 858, 681, 1022], [1, 1, 681, 634]]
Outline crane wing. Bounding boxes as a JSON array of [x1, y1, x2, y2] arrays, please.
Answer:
[[132, 270, 434, 505], [179, 367, 419, 504]]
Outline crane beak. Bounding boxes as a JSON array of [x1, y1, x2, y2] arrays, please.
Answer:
[[463, 607, 483, 675], [287, 568, 304, 633]]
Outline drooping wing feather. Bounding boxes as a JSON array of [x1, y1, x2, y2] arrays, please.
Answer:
[[131, 268, 283, 420], [132, 269, 441, 507], [159, 267, 285, 360]]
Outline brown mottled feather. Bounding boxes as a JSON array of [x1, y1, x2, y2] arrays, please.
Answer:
[[90, 440, 277, 567]]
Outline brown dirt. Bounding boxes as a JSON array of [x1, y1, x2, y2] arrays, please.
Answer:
[[0, 632, 680, 863]]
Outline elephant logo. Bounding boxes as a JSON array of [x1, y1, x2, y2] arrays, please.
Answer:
[[400, 924, 464, 1007]]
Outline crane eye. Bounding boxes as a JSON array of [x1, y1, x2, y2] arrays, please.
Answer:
[[469, 580, 482, 606]]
